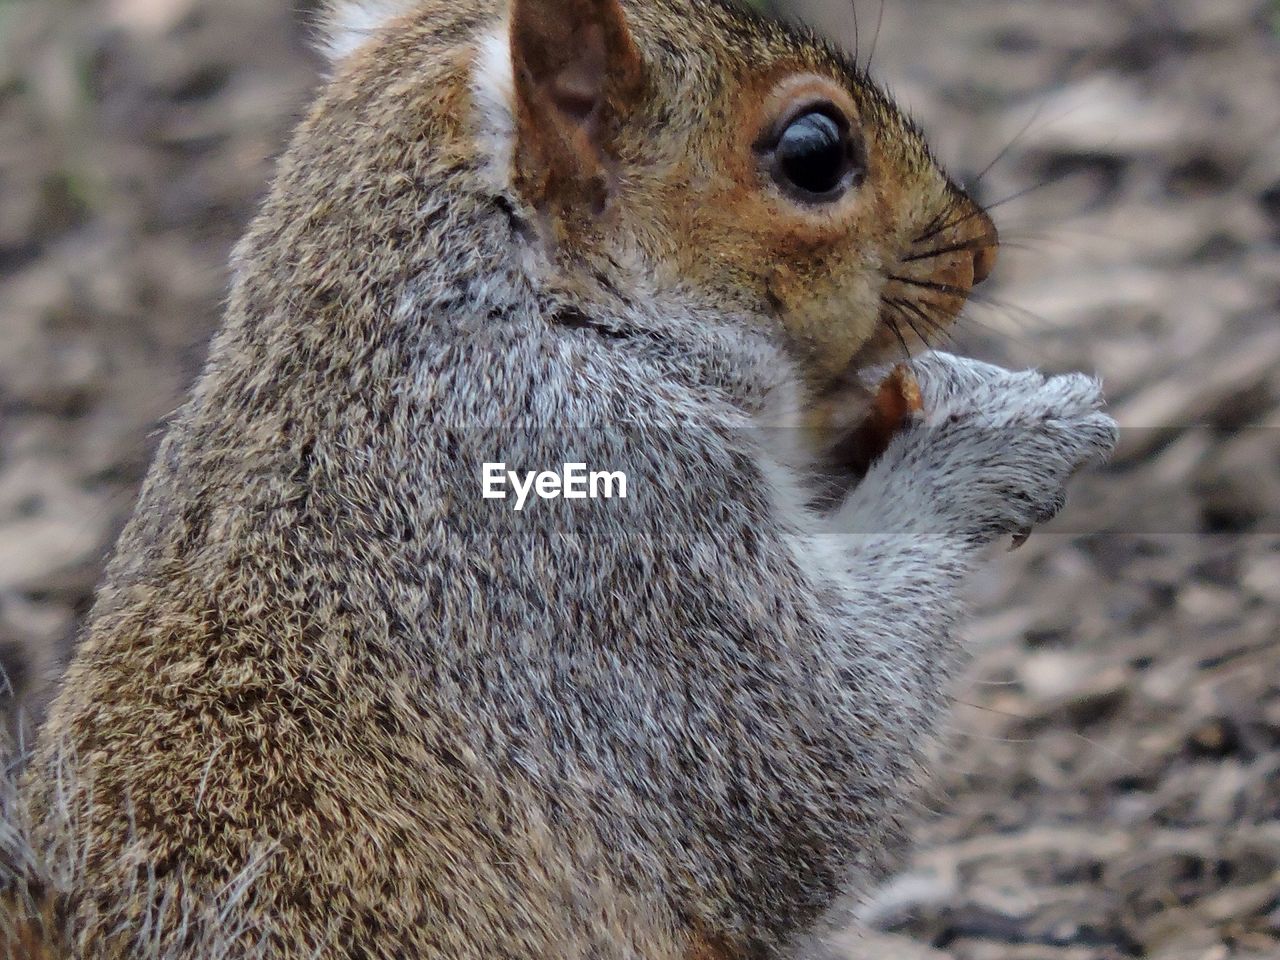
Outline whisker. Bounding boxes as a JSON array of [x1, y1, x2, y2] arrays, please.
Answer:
[[912, 198, 965, 246], [985, 238, 1040, 255], [936, 723, 1039, 745], [913, 201, 997, 245], [967, 290, 1054, 331], [906, 300, 961, 350], [913, 176, 1059, 245], [1070, 731, 1137, 768], [951, 313, 1035, 345], [885, 277, 1051, 356], [914, 202, 989, 245], [866, 0, 885, 71], [849, 0, 860, 67], [883, 296, 933, 334], [967, 102, 1047, 190], [893, 305, 932, 348], [900, 299, 957, 346], [950, 305, 1046, 355], [879, 306, 916, 364], [902, 235, 995, 263], [947, 697, 1033, 721], [997, 226, 1140, 259], [974, 175, 1065, 217], [887, 274, 966, 296], [883, 297, 953, 349]]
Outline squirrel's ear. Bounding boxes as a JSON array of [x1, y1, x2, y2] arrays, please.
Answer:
[[508, 0, 644, 216]]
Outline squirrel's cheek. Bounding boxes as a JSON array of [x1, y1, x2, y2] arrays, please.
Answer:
[[765, 260, 883, 383]]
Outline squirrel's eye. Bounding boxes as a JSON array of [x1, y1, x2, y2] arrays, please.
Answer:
[[765, 106, 865, 204]]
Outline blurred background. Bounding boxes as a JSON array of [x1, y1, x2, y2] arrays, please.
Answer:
[[1, 0, 1278, 957]]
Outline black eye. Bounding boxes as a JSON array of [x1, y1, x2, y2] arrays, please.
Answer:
[[765, 106, 865, 204]]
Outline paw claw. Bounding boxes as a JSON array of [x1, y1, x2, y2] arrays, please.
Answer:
[[1009, 527, 1033, 551]]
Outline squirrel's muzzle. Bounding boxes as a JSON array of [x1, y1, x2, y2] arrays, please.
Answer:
[[875, 198, 999, 352]]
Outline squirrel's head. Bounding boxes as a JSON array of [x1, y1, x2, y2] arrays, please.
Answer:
[[317, 0, 996, 392]]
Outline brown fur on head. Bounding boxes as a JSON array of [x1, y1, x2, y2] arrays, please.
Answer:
[[315, 0, 996, 413], [487, 0, 997, 387]]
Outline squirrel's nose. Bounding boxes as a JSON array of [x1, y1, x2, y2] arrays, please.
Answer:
[[972, 236, 997, 285], [968, 210, 999, 286]]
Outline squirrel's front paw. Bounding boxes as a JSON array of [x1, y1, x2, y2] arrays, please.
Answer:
[[894, 352, 1118, 544]]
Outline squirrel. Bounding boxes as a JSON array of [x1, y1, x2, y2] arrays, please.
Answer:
[[2, 0, 1117, 957]]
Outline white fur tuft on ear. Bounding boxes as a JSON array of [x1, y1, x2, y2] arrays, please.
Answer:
[[317, 0, 418, 63], [470, 25, 517, 190]]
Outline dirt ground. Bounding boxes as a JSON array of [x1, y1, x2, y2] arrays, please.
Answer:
[[1, 1, 1278, 958]]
